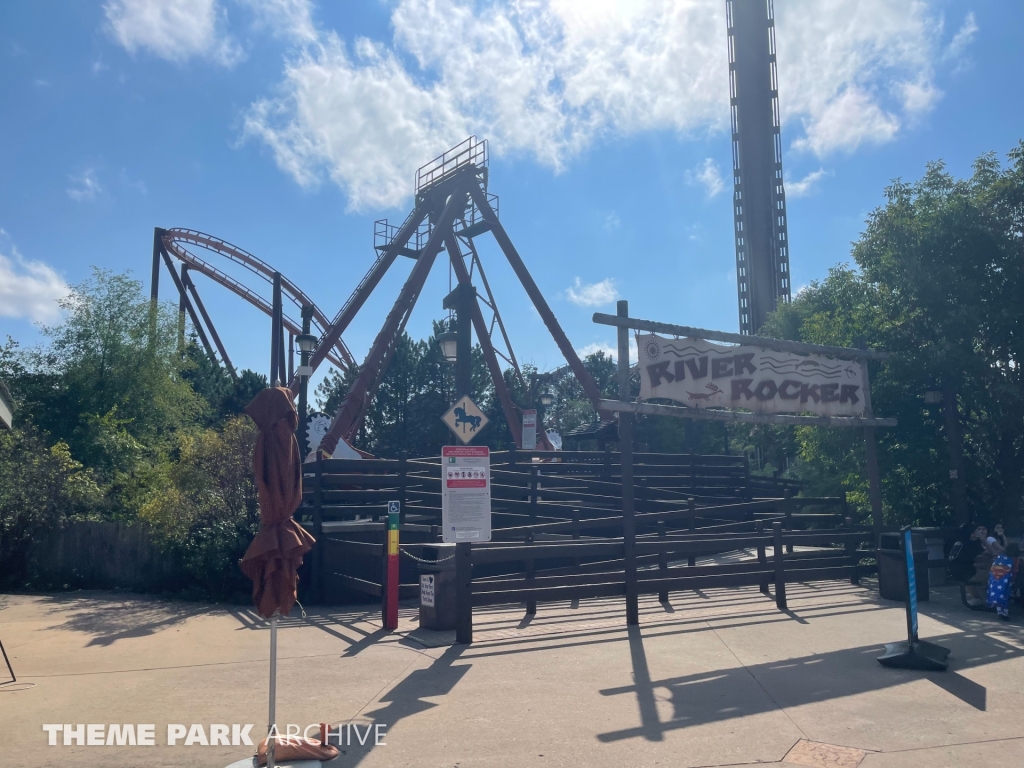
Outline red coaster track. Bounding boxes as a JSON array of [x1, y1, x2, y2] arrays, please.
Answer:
[[155, 228, 355, 374]]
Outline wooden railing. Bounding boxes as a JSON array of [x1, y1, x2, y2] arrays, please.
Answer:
[[295, 451, 864, 624]]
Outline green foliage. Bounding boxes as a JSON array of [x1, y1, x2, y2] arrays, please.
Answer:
[[758, 143, 1024, 528], [315, 324, 501, 456], [0, 423, 102, 586], [7, 269, 207, 517], [140, 416, 260, 599]]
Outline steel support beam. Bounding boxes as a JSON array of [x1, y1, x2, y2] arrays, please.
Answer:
[[320, 181, 471, 455], [298, 205, 431, 392], [159, 249, 218, 367], [177, 263, 188, 352], [443, 230, 523, 447], [468, 183, 608, 415], [182, 271, 237, 379], [271, 272, 283, 385]]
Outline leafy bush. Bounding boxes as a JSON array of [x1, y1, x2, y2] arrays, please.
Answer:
[[0, 423, 102, 587], [141, 416, 259, 600]]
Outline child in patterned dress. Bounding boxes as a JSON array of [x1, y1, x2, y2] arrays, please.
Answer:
[[987, 543, 1019, 620]]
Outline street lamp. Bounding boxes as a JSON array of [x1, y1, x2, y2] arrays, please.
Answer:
[[538, 389, 555, 409], [294, 333, 317, 379], [437, 324, 459, 364]]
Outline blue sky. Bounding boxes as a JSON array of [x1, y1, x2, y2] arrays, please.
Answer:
[[2, 0, 1022, 393]]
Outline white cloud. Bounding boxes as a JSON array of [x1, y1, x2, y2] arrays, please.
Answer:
[[895, 76, 942, 115], [67, 169, 102, 202], [791, 86, 900, 155], [685, 158, 724, 198], [566, 277, 618, 308], [0, 244, 69, 324], [240, 0, 317, 43], [603, 212, 621, 232], [945, 12, 978, 61], [578, 337, 636, 364], [246, 0, 950, 210], [786, 168, 829, 198], [103, 0, 242, 65]]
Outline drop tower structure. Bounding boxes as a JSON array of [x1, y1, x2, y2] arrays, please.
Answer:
[[727, 0, 791, 334]]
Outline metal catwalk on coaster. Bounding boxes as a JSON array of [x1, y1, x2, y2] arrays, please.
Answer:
[[150, 137, 608, 450]]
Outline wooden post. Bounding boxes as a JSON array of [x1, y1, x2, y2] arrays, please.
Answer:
[[657, 520, 668, 603], [525, 531, 537, 615], [756, 520, 769, 595], [687, 498, 697, 567], [784, 497, 794, 555], [846, 533, 860, 586], [772, 521, 787, 610], [743, 454, 753, 501], [617, 300, 639, 626], [572, 509, 581, 568], [529, 466, 539, 528], [312, 451, 324, 604], [455, 542, 473, 644]]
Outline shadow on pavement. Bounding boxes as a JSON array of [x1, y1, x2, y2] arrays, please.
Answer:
[[37, 592, 215, 647]]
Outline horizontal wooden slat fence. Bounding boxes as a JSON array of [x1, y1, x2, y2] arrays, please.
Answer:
[[296, 450, 865, 625]]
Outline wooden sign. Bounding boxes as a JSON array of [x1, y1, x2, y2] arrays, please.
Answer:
[[638, 334, 867, 418]]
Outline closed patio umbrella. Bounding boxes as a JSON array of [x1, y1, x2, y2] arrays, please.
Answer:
[[240, 387, 333, 766]]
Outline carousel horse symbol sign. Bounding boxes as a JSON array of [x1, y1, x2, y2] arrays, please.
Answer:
[[442, 395, 489, 444]]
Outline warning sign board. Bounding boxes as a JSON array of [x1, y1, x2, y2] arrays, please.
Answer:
[[441, 395, 489, 444], [522, 409, 538, 450], [441, 445, 491, 543]]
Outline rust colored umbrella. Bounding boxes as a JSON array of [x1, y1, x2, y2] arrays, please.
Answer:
[[241, 386, 315, 617], [240, 386, 317, 768]]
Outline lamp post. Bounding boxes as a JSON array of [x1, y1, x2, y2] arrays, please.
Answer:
[[441, 283, 475, 400], [294, 306, 316, 458], [527, 372, 556, 430]]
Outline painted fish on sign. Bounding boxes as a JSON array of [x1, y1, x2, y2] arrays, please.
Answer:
[[638, 334, 867, 418]]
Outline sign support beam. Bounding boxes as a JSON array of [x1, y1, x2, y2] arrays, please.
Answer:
[[593, 313, 890, 361]]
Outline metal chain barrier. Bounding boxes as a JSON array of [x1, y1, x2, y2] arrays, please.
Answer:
[[400, 547, 456, 564]]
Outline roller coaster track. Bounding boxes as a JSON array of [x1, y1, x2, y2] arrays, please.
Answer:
[[160, 229, 355, 372]]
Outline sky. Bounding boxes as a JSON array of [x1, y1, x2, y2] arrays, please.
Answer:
[[2, 0, 1022, 394]]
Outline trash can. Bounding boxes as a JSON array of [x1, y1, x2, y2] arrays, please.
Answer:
[[877, 531, 930, 602], [418, 544, 457, 631], [913, 527, 947, 588]]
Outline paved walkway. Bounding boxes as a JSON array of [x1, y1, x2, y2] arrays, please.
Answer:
[[2, 581, 1022, 768]]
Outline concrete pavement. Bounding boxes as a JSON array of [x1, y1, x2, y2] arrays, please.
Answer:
[[1, 580, 1022, 768]]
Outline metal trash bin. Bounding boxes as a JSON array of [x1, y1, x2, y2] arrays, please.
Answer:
[[913, 527, 947, 588], [878, 531, 930, 602], [418, 544, 457, 631]]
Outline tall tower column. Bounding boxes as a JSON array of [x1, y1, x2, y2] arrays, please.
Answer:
[[727, 0, 791, 334]]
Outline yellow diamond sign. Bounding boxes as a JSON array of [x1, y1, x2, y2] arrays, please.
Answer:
[[441, 395, 489, 444]]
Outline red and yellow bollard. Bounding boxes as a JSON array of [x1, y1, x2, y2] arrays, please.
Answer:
[[384, 500, 399, 630]]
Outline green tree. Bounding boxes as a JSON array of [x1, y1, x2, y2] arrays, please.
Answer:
[[7, 269, 206, 516], [0, 423, 102, 586], [761, 143, 1024, 527]]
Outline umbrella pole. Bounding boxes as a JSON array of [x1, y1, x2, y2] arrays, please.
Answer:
[[268, 612, 278, 768]]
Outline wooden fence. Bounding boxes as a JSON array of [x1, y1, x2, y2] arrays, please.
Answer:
[[295, 450, 870, 625], [27, 521, 178, 591]]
